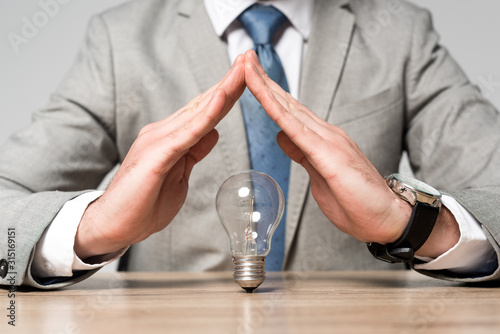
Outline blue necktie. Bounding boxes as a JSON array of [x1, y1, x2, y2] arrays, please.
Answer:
[[239, 4, 290, 271]]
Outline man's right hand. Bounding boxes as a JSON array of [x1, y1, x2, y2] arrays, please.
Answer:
[[74, 56, 246, 260]]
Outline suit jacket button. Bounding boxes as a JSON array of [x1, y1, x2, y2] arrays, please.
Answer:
[[0, 259, 8, 278]]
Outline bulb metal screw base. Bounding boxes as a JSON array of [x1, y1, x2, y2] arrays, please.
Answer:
[[232, 256, 266, 293]]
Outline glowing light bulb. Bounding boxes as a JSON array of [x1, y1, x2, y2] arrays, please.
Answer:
[[216, 170, 285, 293]]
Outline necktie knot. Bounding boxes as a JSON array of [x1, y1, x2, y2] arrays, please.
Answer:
[[238, 4, 288, 46]]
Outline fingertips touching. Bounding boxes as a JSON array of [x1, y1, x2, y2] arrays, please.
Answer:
[[220, 59, 246, 95], [244, 49, 258, 63], [233, 53, 245, 66]]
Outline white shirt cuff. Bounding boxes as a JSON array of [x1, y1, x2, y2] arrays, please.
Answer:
[[32, 191, 126, 278], [414, 195, 497, 275]]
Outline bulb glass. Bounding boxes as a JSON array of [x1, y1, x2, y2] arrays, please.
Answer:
[[216, 170, 284, 257]]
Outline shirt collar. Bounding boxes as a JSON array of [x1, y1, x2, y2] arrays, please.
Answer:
[[204, 0, 314, 40]]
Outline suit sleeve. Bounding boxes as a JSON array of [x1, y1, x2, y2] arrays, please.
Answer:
[[403, 8, 500, 281], [0, 15, 118, 289]]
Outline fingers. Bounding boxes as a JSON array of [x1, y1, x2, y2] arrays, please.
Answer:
[[163, 54, 244, 148], [244, 50, 327, 129], [244, 50, 345, 151], [147, 88, 228, 175], [144, 54, 246, 135], [244, 50, 323, 170], [176, 53, 246, 128], [244, 51, 323, 142], [244, 50, 353, 175], [134, 56, 245, 174]]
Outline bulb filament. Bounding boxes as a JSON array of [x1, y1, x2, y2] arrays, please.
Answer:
[[243, 197, 257, 256]]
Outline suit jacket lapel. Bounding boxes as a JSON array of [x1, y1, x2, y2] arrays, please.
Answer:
[[284, 0, 355, 264], [176, 1, 250, 175]]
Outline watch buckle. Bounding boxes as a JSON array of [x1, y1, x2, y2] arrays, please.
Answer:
[[387, 247, 414, 262], [368, 243, 415, 263]]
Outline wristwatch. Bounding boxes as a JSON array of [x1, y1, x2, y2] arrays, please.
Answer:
[[367, 173, 442, 263]]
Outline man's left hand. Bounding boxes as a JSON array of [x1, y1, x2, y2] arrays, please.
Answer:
[[243, 50, 459, 257]]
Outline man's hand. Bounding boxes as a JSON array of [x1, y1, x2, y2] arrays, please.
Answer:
[[74, 56, 246, 260], [243, 50, 459, 257]]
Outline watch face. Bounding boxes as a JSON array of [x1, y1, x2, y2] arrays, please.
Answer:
[[393, 173, 441, 197]]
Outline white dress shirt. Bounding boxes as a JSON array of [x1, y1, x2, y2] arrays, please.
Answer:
[[32, 0, 496, 279]]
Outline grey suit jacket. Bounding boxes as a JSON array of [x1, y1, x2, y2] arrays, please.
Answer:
[[1, 0, 499, 289]]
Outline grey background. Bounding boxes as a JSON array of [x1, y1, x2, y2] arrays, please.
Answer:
[[1, 0, 500, 144]]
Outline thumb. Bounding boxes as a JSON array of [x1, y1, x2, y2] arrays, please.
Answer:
[[277, 131, 326, 186], [277, 131, 305, 164], [184, 129, 219, 178]]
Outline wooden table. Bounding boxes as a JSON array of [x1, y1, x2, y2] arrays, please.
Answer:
[[2, 271, 500, 333]]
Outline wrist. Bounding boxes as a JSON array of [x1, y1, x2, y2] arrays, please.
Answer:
[[367, 174, 443, 263], [383, 195, 413, 244], [74, 199, 128, 260], [415, 206, 460, 258]]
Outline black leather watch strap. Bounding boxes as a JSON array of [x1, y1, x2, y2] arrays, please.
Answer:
[[367, 202, 440, 263]]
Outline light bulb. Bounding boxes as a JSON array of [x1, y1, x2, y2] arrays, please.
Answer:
[[216, 170, 285, 293]]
